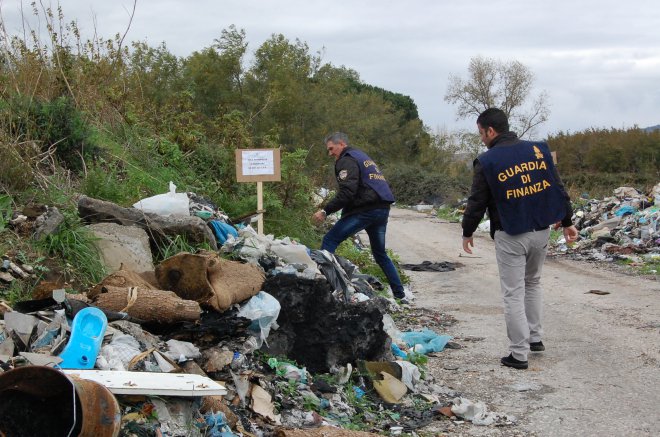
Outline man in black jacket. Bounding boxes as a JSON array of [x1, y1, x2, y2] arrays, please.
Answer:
[[462, 108, 578, 369], [312, 132, 406, 300]]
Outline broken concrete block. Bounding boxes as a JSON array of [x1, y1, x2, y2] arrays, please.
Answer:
[[32, 206, 65, 240], [88, 223, 155, 274], [4, 312, 38, 349]]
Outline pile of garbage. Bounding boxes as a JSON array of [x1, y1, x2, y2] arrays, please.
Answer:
[[550, 183, 660, 269], [0, 188, 506, 436], [454, 183, 660, 272]]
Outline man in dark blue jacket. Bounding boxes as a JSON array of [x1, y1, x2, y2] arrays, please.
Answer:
[[312, 132, 406, 300], [462, 108, 578, 369]]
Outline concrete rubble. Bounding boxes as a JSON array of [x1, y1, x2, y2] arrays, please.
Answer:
[[0, 195, 512, 436]]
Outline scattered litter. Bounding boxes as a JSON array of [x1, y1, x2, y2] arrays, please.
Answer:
[[400, 260, 456, 272], [451, 397, 516, 426]]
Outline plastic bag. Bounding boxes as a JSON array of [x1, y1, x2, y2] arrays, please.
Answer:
[[401, 329, 452, 354], [209, 220, 239, 244], [132, 181, 190, 217], [237, 291, 281, 347]]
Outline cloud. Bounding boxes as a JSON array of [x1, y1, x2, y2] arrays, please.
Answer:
[[1, 0, 658, 135]]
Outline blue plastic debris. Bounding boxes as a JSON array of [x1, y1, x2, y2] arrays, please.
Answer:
[[353, 386, 366, 399], [203, 412, 236, 437], [400, 329, 452, 355], [209, 220, 239, 245], [391, 343, 408, 358], [614, 205, 637, 217], [58, 307, 108, 369]]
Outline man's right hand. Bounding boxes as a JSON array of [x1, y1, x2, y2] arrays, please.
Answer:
[[563, 225, 578, 244], [312, 210, 326, 225]]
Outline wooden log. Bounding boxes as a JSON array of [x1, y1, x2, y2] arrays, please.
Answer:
[[93, 285, 201, 323], [77, 195, 217, 250]]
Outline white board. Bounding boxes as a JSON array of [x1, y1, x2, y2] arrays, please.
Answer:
[[242, 150, 275, 176], [62, 369, 227, 396]]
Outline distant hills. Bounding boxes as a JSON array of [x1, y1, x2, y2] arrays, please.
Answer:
[[643, 124, 660, 132]]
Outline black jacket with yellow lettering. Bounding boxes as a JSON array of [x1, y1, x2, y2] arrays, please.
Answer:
[[323, 147, 392, 217], [462, 132, 573, 239]]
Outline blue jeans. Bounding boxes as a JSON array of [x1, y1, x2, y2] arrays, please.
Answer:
[[321, 208, 404, 294]]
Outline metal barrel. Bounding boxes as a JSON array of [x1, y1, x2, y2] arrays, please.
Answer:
[[0, 366, 121, 437]]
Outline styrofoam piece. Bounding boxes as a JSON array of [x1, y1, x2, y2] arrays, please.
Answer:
[[62, 369, 227, 396]]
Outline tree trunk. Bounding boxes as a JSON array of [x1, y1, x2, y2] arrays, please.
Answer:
[[77, 195, 218, 250], [93, 285, 201, 323]]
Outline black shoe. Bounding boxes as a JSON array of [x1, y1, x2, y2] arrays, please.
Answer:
[[530, 341, 545, 352], [501, 353, 528, 369]]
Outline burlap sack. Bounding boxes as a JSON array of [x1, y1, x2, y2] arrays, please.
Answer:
[[155, 250, 264, 312], [88, 265, 157, 299]]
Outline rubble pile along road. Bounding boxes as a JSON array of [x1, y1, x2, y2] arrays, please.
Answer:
[[386, 207, 659, 436]]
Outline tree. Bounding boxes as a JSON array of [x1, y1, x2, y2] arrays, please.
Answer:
[[444, 56, 549, 138]]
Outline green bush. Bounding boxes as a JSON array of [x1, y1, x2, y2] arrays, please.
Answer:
[[1, 95, 99, 172]]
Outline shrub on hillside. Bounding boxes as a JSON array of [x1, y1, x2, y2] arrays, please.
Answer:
[[0, 95, 99, 172]]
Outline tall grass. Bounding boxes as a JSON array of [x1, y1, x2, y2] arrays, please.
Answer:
[[36, 210, 107, 287]]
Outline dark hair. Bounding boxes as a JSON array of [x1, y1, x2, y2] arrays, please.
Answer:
[[477, 108, 509, 133], [324, 132, 349, 145]]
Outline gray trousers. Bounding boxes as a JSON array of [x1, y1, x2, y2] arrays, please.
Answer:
[[494, 228, 550, 361]]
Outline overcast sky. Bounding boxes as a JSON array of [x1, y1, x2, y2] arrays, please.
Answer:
[[2, 0, 659, 138]]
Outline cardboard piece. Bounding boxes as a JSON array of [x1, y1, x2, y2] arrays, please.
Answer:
[[372, 371, 407, 404]]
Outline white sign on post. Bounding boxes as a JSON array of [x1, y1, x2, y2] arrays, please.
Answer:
[[242, 150, 275, 176], [235, 149, 282, 235]]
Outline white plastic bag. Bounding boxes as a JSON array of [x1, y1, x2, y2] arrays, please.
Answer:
[[237, 291, 281, 347], [132, 181, 189, 217]]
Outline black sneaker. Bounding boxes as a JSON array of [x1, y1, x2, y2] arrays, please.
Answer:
[[501, 353, 528, 370], [530, 341, 545, 352]]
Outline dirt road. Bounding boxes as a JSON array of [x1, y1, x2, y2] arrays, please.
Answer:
[[385, 208, 659, 436]]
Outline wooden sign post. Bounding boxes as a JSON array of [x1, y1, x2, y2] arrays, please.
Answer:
[[235, 149, 281, 234]]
